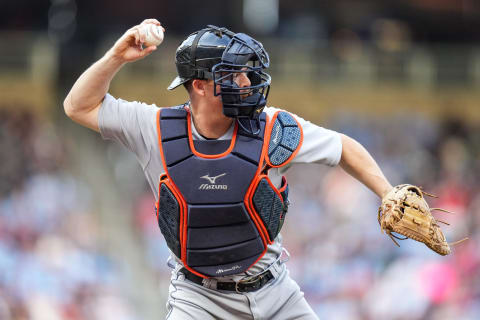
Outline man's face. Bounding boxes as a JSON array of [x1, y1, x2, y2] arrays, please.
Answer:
[[204, 68, 252, 105], [216, 68, 252, 96]]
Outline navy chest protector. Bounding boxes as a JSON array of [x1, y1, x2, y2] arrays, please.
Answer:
[[155, 107, 303, 278]]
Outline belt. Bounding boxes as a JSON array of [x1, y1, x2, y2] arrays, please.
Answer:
[[180, 267, 274, 293]]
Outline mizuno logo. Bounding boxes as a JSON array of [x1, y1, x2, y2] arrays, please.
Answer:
[[199, 173, 228, 190], [199, 184, 228, 190], [201, 173, 226, 184]]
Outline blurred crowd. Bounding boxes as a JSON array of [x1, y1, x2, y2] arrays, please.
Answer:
[[0, 109, 136, 320], [133, 109, 480, 320]]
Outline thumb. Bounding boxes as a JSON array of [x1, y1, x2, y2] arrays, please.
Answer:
[[140, 45, 157, 57]]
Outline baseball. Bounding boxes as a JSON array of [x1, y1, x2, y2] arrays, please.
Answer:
[[143, 24, 164, 47]]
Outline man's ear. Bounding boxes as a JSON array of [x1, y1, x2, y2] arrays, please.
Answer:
[[192, 79, 207, 96]]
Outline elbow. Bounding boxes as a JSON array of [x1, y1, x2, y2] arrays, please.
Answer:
[[63, 94, 75, 119], [63, 94, 89, 121]]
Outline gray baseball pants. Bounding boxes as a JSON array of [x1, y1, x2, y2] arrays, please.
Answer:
[[165, 263, 319, 320]]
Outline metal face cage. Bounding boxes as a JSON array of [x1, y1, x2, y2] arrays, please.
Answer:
[[212, 33, 271, 120]]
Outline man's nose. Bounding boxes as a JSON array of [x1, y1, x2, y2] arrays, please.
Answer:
[[236, 72, 251, 88]]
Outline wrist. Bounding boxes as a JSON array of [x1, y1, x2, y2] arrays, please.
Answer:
[[103, 50, 127, 68], [380, 184, 394, 199]]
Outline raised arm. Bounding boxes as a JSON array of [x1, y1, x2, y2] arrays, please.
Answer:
[[63, 19, 164, 132], [339, 133, 393, 198]]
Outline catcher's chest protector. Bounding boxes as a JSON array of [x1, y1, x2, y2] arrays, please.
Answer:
[[155, 107, 303, 278]]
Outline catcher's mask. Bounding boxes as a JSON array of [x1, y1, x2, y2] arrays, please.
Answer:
[[168, 25, 271, 133]]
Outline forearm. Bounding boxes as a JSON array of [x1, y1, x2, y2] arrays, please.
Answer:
[[64, 52, 124, 116], [63, 19, 161, 132], [339, 134, 392, 198]]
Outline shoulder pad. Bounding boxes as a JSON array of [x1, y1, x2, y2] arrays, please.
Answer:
[[266, 111, 303, 167]]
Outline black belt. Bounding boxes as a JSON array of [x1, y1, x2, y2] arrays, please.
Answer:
[[180, 267, 274, 293]]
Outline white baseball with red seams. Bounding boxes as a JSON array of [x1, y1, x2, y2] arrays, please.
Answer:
[[143, 24, 164, 46]]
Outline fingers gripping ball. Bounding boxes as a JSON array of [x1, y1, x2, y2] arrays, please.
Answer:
[[142, 24, 164, 47], [378, 184, 451, 255]]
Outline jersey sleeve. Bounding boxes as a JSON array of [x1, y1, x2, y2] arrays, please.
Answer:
[[293, 114, 342, 166], [265, 107, 342, 166], [98, 93, 159, 169]]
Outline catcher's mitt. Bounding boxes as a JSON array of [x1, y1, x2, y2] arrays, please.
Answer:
[[378, 184, 454, 255]]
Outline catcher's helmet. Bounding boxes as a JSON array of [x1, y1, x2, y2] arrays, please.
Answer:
[[168, 25, 271, 121]]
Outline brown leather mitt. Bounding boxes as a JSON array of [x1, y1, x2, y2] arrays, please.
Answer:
[[378, 184, 451, 255]]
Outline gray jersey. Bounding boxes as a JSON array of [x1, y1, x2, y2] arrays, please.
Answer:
[[98, 93, 342, 279]]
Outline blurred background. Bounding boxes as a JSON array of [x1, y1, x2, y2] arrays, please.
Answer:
[[1, 0, 479, 319]]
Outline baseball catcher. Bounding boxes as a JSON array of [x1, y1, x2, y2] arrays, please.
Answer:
[[63, 18, 466, 319]]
